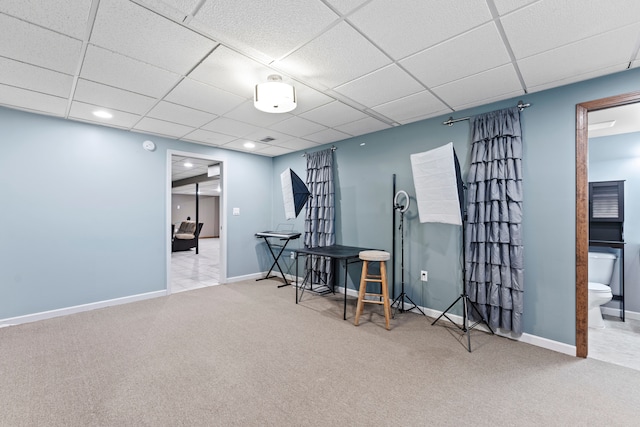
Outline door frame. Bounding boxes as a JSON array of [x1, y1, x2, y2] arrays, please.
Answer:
[[166, 149, 227, 294], [575, 90, 640, 357]]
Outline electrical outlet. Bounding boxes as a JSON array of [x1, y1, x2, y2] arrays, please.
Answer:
[[421, 270, 428, 282]]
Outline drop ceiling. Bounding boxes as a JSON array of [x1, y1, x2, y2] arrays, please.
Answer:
[[171, 155, 220, 196], [1, 0, 639, 157]]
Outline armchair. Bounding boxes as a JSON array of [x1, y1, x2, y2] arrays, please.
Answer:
[[172, 221, 204, 252]]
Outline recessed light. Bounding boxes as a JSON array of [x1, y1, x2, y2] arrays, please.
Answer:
[[244, 142, 256, 149], [93, 110, 112, 119], [184, 162, 193, 168]]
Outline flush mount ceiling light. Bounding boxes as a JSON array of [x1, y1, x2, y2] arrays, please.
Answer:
[[254, 75, 296, 113]]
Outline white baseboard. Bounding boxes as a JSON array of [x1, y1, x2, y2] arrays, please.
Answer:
[[335, 286, 577, 356], [601, 306, 640, 321], [0, 290, 167, 328], [226, 272, 265, 283]]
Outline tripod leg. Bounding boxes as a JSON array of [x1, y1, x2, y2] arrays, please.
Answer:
[[466, 296, 495, 334], [401, 293, 426, 316], [462, 296, 471, 352], [431, 294, 463, 325]]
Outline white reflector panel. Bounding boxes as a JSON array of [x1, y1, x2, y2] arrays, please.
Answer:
[[410, 142, 463, 225]]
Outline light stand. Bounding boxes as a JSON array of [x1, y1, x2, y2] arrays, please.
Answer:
[[431, 209, 494, 352], [391, 188, 425, 317]]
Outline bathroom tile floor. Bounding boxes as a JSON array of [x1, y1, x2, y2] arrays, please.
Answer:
[[589, 314, 640, 371], [171, 237, 220, 293]]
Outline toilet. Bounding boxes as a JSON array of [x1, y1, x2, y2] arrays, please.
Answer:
[[588, 252, 616, 329]]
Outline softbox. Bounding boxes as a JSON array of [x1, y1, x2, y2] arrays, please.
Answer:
[[410, 142, 464, 225], [281, 168, 311, 219]]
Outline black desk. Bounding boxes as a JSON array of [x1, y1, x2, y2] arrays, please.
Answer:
[[295, 245, 374, 320], [256, 231, 301, 287]]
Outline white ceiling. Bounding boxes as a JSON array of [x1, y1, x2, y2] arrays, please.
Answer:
[[1, 0, 640, 157], [171, 155, 220, 196], [588, 103, 640, 161], [589, 103, 640, 139]]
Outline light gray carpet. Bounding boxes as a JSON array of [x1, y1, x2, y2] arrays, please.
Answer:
[[1, 279, 639, 426]]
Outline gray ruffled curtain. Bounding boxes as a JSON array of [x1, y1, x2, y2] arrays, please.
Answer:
[[465, 107, 524, 335], [305, 148, 335, 285]]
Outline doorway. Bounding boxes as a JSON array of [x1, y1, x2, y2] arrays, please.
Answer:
[[167, 150, 226, 294], [575, 90, 640, 358]]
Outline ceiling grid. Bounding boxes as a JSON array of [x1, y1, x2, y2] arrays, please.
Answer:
[[0, 0, 639, 156]]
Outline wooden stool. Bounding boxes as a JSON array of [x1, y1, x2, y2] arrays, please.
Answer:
[[354, 250, 391, 330]]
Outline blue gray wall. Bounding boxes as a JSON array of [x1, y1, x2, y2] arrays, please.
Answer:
[[273, 67, 640, 346], [3, 66, 640, 346], [589, 131, 640, 315], [0, 107, 273, 319]]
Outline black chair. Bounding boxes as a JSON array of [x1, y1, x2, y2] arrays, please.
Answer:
[[172, 221, 204, 252]]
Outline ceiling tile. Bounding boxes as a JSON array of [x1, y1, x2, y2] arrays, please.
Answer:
[[189, 45, 279, 99], [519, 24, 640, 89], [74, 79, 156, 115], [334, 64, 424, 107], [432, 65, 523, 110], [335, 116, 391, 136], [492, 0, 538, 15], [223, 101, 292, 127], [396, 110, 451, 126], [133, 117, 194, 138], [275, 22, 391, 89], [221, 139, 270, 152], [0, 14, 82, 75], [400, 22, 512, 88], [274, 139, 321, 151], [256, 145, 294, 156], [527, 64, 629, 94], [91, 0, 216, 75], [192, 0, 339, 60], [165, 78, 245, 115], [0, 0, 93, 39], [68, 101, 141, 128], [300, 101, 369, 128], [81, 45, 180, 97], [0, 57, 73, 98], [0, 84, 67, 117], [269, 116, 327, 138], [136, 0, 200, 22], [202, 117, 262, 137], [148, 101, 216, 128], [348, 0, 493, 59], [373, 91, 449, 123], [324, 0, 370, 15], [291, 84, 335, 114], [243, 129, 296, 145], [502, 0, 640, 59], [304, 128, 351, 144], [448, 90, 524, 113], [181, 129, 236, 146]]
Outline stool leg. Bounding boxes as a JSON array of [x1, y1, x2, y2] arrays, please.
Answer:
[[380, 261, 390, 330], [354, 261, 368, 326]]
